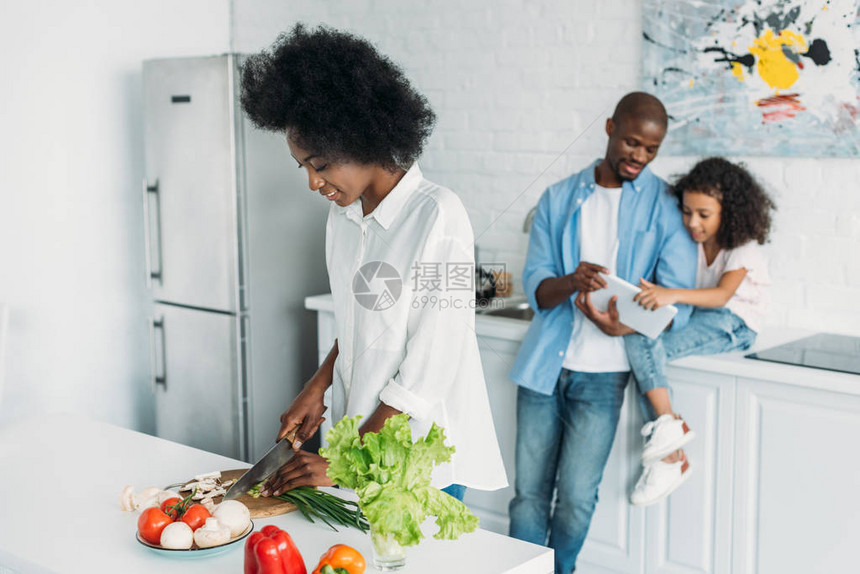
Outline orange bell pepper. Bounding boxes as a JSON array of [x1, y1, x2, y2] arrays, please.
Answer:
[[312, 544, 366, 574]]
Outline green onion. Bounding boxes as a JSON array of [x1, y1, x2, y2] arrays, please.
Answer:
[[248, 481, 368, 532], [277, 487, 369, 532]]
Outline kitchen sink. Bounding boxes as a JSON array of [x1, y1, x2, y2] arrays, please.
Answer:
[[478, 298, 535, 321]]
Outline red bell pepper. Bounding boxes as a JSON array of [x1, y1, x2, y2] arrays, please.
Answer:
[[244, 525, 307, 574]]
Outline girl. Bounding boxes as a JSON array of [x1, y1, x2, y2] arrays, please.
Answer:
[[239, 25, 507, 501], [626, 157, 775, 506]]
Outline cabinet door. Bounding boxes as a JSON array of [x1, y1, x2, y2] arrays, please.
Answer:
[[151, 303, 241, 459], [733, 377, 860, 574], [644, 367, 735, 574], [316, 310, 338, 453], [143, 56, 237, 312], [462, 336, 524, 535]]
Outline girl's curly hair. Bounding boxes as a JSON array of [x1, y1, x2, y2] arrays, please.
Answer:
[[673, 157, 776, 249], [240, 24, 436, 170]]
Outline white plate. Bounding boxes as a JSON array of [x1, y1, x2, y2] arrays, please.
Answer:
[[135, 521, 254, 558]]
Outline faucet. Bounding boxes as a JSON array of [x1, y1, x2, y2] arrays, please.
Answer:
[[522, 206, 537, 233]]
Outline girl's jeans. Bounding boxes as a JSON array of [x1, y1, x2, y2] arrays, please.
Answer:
[[624, 307, 756, 420]]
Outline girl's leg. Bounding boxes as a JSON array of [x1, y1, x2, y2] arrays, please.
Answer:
[[644, 387, 674, 417], [659, 308, 756, 363], [630, 310, 756, 505], [627, 307, 756, 424], [644, 388, 684, 463], [626, 328, 695, 468]]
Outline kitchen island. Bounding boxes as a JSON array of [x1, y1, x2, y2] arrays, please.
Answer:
[[307, 293, 860, 574], [0, 414, 553, 574]]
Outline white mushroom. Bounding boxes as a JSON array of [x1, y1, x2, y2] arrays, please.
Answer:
[[136, 486, 167, 509], [119, 485, 168, 511], [156, 489, 179, 505], [193, 517, 232, 548], [213, 500, 252, 537], [160, 522, 194, 550], [194, 471, 221, 481], [119, 485, 136, 511]]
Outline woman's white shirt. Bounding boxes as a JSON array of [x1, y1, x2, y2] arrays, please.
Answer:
[[324, 163, 507, 491], [696, 241, 770, 332]]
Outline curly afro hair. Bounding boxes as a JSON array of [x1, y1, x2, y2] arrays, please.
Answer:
[[673, 157, 776, 249], [240, 24, 436, 170]]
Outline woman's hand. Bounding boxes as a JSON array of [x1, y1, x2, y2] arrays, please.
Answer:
[[261, 451, 334, 496], [276, 377, 328, 451], [634, 279, 677, 310]]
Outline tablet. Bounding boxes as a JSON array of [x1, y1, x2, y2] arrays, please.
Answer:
[[586, 273, 677, 339]]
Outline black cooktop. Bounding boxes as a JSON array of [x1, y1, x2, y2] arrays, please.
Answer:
[[746, 333, 860, 376]]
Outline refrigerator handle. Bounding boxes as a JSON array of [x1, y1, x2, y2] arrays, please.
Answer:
[[149, 317, 167, 393], [142, 179, 162, 287]]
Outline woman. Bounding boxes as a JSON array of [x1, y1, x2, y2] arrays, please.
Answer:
[[240, 24, 506, 501]]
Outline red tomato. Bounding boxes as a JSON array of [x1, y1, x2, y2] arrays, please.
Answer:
[[138, 507, 174, 545], [160, 497, 183, 520], [180, 504, 211, 531]]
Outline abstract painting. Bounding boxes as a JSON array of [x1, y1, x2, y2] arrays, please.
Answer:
[[643, 0, 860, 156]]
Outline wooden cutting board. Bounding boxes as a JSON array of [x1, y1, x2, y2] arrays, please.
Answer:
[[179, 469, 298, 519]]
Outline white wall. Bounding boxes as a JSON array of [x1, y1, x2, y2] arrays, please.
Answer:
[[233, 0, 860, 335], [0, 1, 230, 429], [0, 0, 855, 435]]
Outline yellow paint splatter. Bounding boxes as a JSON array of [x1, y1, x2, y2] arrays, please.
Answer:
[[748, 29, 807, 91], [731, 61, 746, 82]]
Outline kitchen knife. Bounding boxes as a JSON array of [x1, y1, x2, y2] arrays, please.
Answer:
[[222, 436, 295, 500]]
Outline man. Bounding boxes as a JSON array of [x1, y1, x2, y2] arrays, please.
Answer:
[[508, 92, 697, 573]]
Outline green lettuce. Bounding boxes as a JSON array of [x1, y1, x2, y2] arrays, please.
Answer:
[[320, 414, 479, 547]]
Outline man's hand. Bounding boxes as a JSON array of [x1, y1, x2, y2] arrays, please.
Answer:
[[535, 262, 609, 310], [634, 278, 677, 310], [261, 451, 334, 496], [574, 291, 635, 336], [570, 262, 609, 293], [276, 377, 328, 451]]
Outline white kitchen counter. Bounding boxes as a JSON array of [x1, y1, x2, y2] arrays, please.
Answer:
[[0, 414, 552, 574]]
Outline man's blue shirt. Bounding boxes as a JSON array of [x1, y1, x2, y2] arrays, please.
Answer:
[[510, 160, 697, 395]]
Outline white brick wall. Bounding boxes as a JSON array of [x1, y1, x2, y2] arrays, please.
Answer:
[[234, 0, 860, 336]]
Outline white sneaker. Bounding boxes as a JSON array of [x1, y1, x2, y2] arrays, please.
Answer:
[[630, 454, 692, 506], [640, 414, 696, 465]]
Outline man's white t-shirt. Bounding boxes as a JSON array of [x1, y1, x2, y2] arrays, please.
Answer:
[[563, 183, 631, 372]]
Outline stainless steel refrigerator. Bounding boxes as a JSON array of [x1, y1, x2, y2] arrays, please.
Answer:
[[142, 55, 329, 461]]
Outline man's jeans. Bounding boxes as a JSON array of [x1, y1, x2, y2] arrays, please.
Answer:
[[509, 370, 629, 574], [625, 307, 756, 420]]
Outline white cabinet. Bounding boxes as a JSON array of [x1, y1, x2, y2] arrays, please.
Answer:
[[639, 367, 735, 574], [577, 367, 735, 574], [732, 377, 860, 574], [463, 335, 522, 534]]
